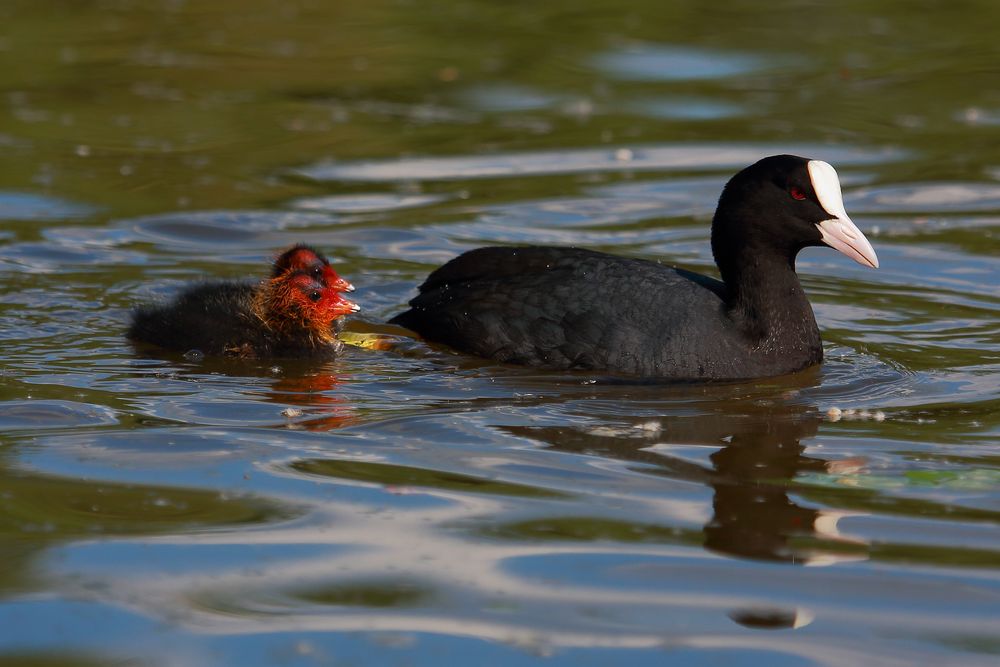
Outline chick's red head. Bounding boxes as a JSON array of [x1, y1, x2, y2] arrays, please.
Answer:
[[280, 272, 360, 336], [273, 244, 354, 293]]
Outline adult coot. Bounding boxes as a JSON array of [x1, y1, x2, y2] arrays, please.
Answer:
[[390, 155, 878, 379], [129, 245, 360, 359]]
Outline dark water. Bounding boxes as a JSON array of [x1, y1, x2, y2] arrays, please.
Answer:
[[1, 1, 998, 665]]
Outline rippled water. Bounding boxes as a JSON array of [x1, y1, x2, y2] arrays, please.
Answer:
[[1, 1, 998, 666]]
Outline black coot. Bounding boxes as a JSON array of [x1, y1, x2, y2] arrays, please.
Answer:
[[390, 155, 878, 379]]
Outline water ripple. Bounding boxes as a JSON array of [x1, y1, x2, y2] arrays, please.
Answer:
[[592, 44, 779, 81], [295, 143, 905, 183], [0, 400, 118, 430]]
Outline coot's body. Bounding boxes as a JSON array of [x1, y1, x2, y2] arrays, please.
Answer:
[[392, 246, 820, 378], [391, 155, 878, 380]]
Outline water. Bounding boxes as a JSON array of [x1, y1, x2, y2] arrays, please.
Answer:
[[1, 1, 998, 665]]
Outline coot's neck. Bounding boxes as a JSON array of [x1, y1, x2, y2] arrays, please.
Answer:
[[719, 248, 820, 353]]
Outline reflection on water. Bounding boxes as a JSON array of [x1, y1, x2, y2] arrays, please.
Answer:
[[13, 386, 991, 665], [592, 43, 777, 82], [0, 0, 999, 665], [0, 192, 95, 221], [0, 462, 294, 601], [264, 372, 357, 431], [296, 142, 901, 183], [501, 403, 869, 565]]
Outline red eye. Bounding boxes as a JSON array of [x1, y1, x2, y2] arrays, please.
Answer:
[[790, 186, 807, 201]]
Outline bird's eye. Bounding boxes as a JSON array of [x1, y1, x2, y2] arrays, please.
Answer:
[[310, 266, 322, 278], [790, 186, 807, 201], [308, 290, 322, 302]]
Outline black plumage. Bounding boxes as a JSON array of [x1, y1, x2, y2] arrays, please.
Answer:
[[391, 155, 878, 380], [129, 281, 337, 358], [129, 251, 359, 359]]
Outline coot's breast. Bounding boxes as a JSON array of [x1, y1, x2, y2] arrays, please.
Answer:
[[392, 247, 751, 378]]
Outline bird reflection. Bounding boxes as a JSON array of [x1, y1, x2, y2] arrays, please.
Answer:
[[264, 370, 357, 431], [500, 403, 867, 565]]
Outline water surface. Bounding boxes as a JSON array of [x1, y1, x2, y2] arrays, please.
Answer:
[[0, 1, 998, 665]]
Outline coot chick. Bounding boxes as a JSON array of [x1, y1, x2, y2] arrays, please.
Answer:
[[391, 155, 878, 380], [129, 262, 360, 359], [273, 243, 355, 293]]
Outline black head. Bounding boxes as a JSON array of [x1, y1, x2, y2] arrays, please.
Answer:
[[711, 155, 878, 283]]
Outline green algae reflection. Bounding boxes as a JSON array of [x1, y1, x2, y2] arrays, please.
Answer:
[[288, 459, 566, 498], [0, 468, 298, 597], [292, 579, 430, 608], [0, 653, 142, 667], [482, 516, 701, 545]]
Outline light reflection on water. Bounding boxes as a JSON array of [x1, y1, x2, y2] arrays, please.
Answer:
[[294, 143, 902, 182], [1, 161, 998, 661], [0, 1, 999, 665]]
